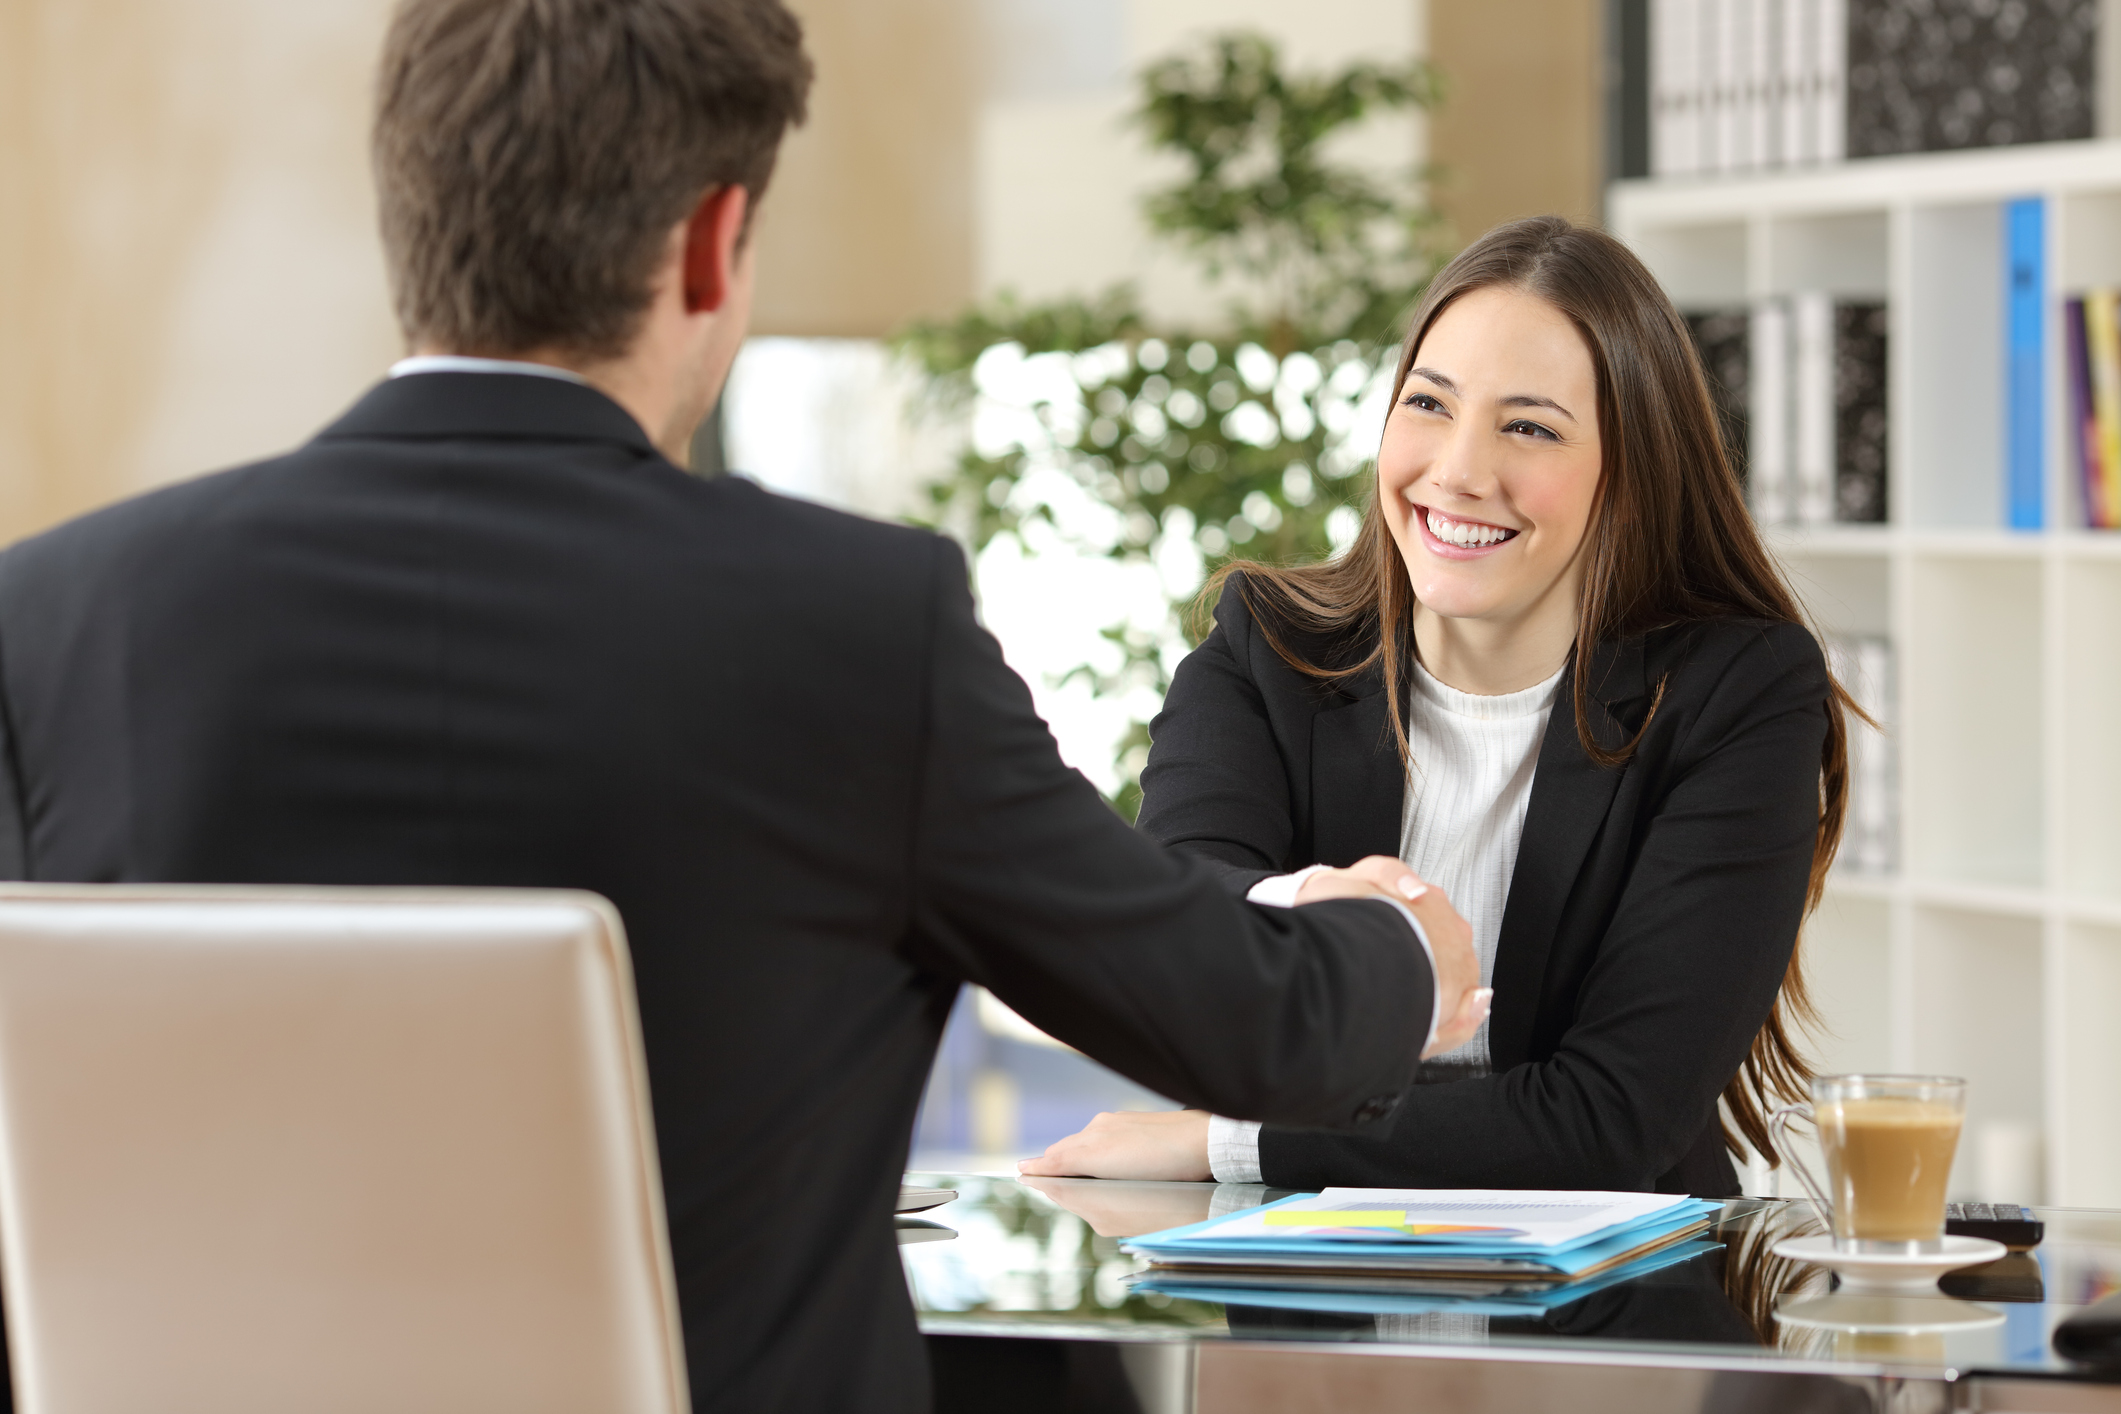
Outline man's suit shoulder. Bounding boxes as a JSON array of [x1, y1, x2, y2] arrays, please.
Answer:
[[0, 447, 956, 601], [0, 457, 283, 595], [710, 472, 950, 570]]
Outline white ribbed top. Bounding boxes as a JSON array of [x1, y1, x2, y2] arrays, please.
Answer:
[[1400, 659, 1562, 1069]]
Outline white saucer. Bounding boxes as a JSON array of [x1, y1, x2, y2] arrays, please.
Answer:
[[1775, 1291, 2005, 1333], [894, 1217, 958, 1245], [1770, 1234, 2006, 1294]]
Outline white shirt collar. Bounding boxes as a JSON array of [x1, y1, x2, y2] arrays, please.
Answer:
[[1411, 659, 1565, 721], [388, 355, 590, 386]]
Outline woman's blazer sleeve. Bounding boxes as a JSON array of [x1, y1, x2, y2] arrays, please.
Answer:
[[1257, 621, 1831, 1191], [1136, 578, 1302, 898]]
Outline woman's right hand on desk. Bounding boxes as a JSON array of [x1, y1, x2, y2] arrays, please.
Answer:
[[1293, 855, 1489, 1059]]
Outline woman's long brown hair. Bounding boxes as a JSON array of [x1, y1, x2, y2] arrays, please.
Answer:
[[1209, 215, 1861, 1166]]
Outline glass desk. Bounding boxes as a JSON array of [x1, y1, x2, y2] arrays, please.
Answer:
[[903, 1173, 2121, 1414]]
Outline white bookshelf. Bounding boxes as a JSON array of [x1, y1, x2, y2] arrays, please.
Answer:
[[1610, 139, 2121, 1207]]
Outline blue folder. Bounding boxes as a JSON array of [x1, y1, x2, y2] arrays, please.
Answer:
[[1131, 1238, 1725, 1316], [1124, 1194, 1721, 1277]]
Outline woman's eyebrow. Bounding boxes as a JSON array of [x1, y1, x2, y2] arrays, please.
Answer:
[[1410, 368, 1577, 424], [1500, 393, 1578, 424]]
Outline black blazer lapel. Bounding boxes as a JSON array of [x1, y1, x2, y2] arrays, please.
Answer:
[[1309, 689, 1404, 867], [1488, 637, 1651, 1069]]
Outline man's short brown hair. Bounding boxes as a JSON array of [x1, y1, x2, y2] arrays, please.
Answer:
[[374, 0, 812, 360]]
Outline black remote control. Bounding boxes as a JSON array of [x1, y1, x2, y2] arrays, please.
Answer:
[[1944, 1202, 2043, 1250]]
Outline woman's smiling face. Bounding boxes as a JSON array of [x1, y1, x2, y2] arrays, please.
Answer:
[[1378, 284, 1604, 629]]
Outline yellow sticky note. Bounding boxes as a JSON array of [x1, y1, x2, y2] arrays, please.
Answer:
[[1262, 1209, 1405, 1227]]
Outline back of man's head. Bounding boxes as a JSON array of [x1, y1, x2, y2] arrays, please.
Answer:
[[374, 0, 812, 363]]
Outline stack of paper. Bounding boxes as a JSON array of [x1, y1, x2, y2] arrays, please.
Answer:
[[1122, 1189, 1720, 1296]]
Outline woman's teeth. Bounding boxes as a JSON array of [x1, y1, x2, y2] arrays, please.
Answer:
[[1425, 509, 1516, 548]]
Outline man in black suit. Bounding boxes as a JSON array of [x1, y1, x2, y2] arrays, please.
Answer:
[[0, 1, 1483, 1410]]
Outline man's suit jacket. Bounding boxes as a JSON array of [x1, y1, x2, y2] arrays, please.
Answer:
[[1138, 577, 1832, 1198], [0, 375, 1436, 1414]]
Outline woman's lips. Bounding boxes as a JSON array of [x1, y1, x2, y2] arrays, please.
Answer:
[[1413, 503, 1521, 561]]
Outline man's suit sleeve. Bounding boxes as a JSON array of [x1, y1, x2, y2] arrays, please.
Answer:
[[0, 623, 26, 880], [903, 538, 1431, 1129]]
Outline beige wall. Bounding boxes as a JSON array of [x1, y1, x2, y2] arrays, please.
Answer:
[[0, 0, 401, 544], [0, 0, 988, 544], [751, 0, 983, 338], [0, 1, 36, 539], [1426, 0, 1606, 245]]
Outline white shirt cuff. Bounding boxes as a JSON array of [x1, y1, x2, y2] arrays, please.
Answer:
[[1242, 864, 1331, 907], [1246, 873, 1442, 1056], [1206, 1115, 1264, 1184], [1208, 1182, 1269, 1217]]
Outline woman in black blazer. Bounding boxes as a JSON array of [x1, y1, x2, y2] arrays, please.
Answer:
[[1023, 216, 1856, 1198]]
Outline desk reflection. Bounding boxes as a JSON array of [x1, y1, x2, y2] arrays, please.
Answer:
[[938, 1175, 2040, 1366], [1017, 1175, 1230, 1239], [911, 1175, 2118, 1414], [1023, 1174, 1813, 1348]]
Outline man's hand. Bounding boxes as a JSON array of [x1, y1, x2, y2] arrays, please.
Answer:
[[1016, 1109, 1211, 1181], [1292, 855, 1490, 1059]]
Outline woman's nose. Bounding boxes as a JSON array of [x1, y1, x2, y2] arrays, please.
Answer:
[[1427, 425, 1491, 500]]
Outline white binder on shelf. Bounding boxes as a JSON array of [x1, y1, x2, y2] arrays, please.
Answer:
[[1711, 0, 1743, 173], [1651, 0, 1701, 176], [1749, 297, 1792, 524], [1746, 0, 1777, 169], [1815, 0, 1847, 162], [1792, 291, 1837, 525], [1777, 0, 1814, 164]]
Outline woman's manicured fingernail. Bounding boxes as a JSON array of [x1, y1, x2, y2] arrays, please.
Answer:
[[1397, 878, 1427, 899], [1472, 988, 1493, 1020]]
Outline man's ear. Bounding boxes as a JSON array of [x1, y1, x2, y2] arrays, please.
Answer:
[[681, 184, 752, 316]]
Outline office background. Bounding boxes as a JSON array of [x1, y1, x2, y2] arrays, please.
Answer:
[[2, 0, 2113, 1206]]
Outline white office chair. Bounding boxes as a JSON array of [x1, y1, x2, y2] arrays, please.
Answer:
[[0, 885, 688, 1414]]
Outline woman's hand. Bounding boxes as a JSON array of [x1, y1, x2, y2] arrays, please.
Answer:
[[1291, 854, 1430, 905], [1016, 1175, 1219, 1237], [1016, 1109, 1211, 1181], [1294, 855, 1490, 1059]]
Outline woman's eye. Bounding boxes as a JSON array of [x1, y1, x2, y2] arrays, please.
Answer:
[[1403, 393, 1446, 414], [1505, 419, 1559, 441]]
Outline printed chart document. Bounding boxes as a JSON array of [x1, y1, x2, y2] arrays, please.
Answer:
[[1203, 1189, 1691, 1247]]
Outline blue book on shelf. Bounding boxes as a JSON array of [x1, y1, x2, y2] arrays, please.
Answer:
[[2007, 197, 2046, 530]]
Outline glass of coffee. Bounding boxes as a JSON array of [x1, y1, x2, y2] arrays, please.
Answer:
[[1768, 1075, 1965, 1253]]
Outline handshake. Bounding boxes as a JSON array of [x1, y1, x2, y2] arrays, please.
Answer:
[[1020, 855, 1490, 1183], [1293, 854, 1492, 1060]]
